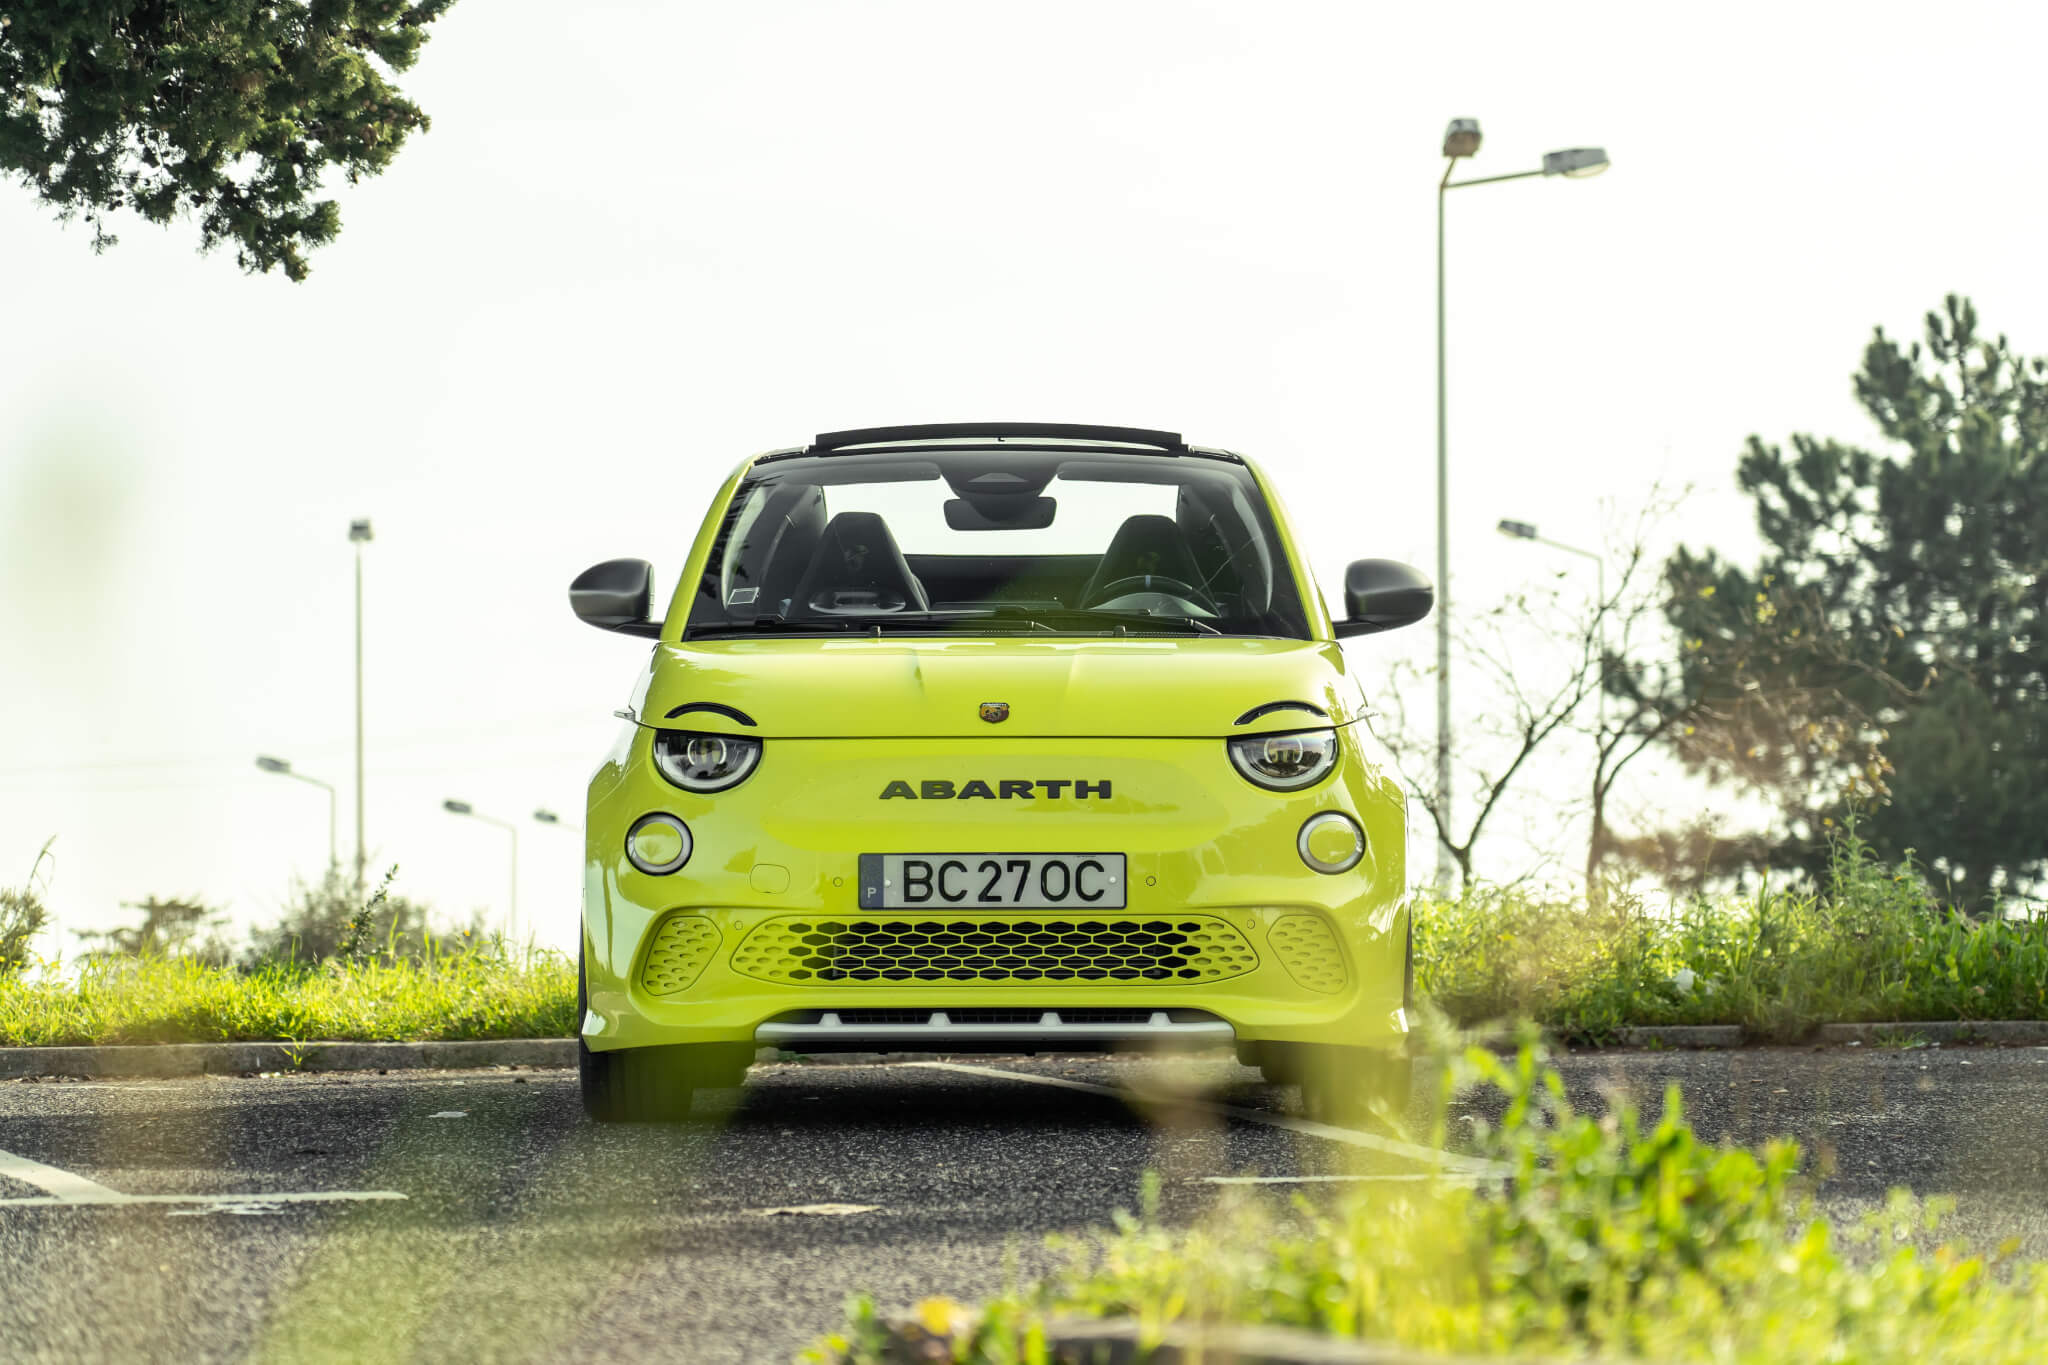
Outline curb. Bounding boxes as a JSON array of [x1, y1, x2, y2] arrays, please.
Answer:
[[1816, 1020, 2048, 1047], [1611, 1025, 1744, 1049], [858, 1316, 1587, 1364], [1030, 1319, 1472, 1363], [0, 1038, 576, 1080], [1467, 1026, 1741, 1052]]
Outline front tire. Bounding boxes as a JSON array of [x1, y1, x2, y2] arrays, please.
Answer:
[[578, 941, 751, 1123], [1273, 1044, 1411, 1129]]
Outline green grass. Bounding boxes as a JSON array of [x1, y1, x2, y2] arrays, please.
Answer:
[[0, 948, 576, 1047], [4, 832, 2043, 1049], [811, 1038, 2048, 1364], [1417, 835, 2048, 1042]]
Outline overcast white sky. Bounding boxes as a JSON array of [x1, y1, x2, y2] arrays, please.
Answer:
[[5, 0, 2045, 955]]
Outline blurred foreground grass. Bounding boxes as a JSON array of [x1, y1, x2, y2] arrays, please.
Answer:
[[813, 1036, 2048, 1364], [0, 946, 576, 1046], [1419, 834, 2048, 1041]]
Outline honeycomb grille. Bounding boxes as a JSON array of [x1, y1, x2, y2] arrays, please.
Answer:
[[640, 914, 720, 996], [1268, 914, 1347, 994], [731, 916, 1258, 985]]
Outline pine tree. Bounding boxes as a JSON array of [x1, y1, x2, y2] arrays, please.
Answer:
[[1651, 297, 2048, 905], [0, 1, 455, 280]]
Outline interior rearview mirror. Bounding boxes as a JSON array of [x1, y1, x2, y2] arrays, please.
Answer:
[[944, 496, 1057, 531], [1334, 559, 1433, 638], [570, 558, 661, 637]]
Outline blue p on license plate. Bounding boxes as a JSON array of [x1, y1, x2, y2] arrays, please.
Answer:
[[857, 854, 1127, 910]]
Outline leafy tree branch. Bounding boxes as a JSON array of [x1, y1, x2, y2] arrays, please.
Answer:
[[0, 1, 455, 279]]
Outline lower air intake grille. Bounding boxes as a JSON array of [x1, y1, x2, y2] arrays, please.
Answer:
[[1268, 913, 1347, 994], [806, 1008, 1195, 1026], [731, 915, 1258, 985], [640, 914, 720, 996]]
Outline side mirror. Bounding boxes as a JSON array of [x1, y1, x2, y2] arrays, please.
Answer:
[[1334, 559, 1433, 638], [570, 559, 662, 638]]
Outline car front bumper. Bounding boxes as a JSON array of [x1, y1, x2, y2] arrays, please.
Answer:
[[580, 730, 1410, 1054]]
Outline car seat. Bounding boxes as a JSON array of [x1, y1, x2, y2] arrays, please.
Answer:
[[790, 511, 931, 614]]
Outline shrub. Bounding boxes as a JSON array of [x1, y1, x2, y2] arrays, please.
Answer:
[[1414, 830, 2048, 1040], [241, 863, 457, 967], [0, 839, 56, 980], [74, 894, 233, 965]]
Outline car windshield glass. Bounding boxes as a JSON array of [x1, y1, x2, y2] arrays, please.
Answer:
[[683, 448, 1312, 639]]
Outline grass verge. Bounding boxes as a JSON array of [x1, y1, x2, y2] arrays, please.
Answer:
[[809, 1035, 2048, 1364], [0, 948, 575, 1046], [6, 834, 2045, 1049], [1418, 833, 2048, 1041]]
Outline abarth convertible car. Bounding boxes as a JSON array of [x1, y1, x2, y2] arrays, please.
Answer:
[[568, 423, 1432, 1122]]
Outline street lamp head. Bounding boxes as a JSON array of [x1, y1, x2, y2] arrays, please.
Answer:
[[1542, 147, 1610, 178], [256, 755, 291, 774], [1498, 519, 1539, 540], [443, 799, 474, 816], [1442, 118, 1482, 159], [533, 809, 559, 825], [349, 518, 374, 544]]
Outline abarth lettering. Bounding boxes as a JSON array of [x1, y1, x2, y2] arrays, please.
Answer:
[[878, 779, 1112, 800]]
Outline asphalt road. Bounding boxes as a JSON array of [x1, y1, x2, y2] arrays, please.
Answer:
[[4, 1045, 2047, 1363]]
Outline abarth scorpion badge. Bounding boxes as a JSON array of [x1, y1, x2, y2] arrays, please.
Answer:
[[979, 701, 1010, 724]]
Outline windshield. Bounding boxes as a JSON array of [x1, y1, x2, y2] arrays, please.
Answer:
[[683, 449, 1312, 639]]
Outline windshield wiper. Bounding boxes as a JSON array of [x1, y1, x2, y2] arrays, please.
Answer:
[[984, 606, 1221, 636], [687, 618, 873, 638], [1110, 612, 1222, 636], [693, 609, 1221, 639]]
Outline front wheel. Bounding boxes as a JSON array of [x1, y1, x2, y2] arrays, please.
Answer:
[[578, 942, 752, 1122], [1270, 1044, 1411, 1129]]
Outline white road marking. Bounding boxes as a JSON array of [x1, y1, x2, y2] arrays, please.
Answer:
[[0, 1083, 192, 1092], [0, 1190, 405, 1209], [0, 1145, 402, 1210], [170, 1201, 288, 1217], [428, 1111, 467, 1118], [908, 1062, 1508, 1177], [0, 1147, 124, 1200], [752, 1203, 879, 1216]]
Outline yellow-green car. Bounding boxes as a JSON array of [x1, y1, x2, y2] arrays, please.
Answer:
[[568, 423, 1432, 1122]]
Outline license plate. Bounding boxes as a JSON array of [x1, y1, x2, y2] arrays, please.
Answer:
[[857, 854, 1127, 910]]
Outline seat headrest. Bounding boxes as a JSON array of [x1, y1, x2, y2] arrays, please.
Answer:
[[792, 510, 930, 614], [1084, 514, 1203, 600]]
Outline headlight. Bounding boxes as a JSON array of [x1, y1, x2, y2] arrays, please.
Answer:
[[652, 730, 762, 792], [1226, 729, 1338, 791]]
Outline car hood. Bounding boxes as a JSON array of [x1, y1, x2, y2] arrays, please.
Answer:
[[628, 637, 1365, 739]]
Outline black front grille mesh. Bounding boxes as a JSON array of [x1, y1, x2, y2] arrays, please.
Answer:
[[730, 915, 1258, 985]]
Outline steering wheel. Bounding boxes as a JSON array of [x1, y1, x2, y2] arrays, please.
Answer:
[[1081, 574, 1219, 613]]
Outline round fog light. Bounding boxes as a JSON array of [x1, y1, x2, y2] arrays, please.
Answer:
[[625, 812, 692, 875], [1298, 811, 1364, 874]]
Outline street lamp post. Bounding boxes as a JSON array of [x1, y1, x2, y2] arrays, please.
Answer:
[[1434, 120, 1609, 893], [350, 518, 373, 899], [1497, 519, 1609, 733], [444, 799, 519, 941], [1499, 517, 1617, 894], [532, 808, 583, 832], [255, 756, 337, 868]]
